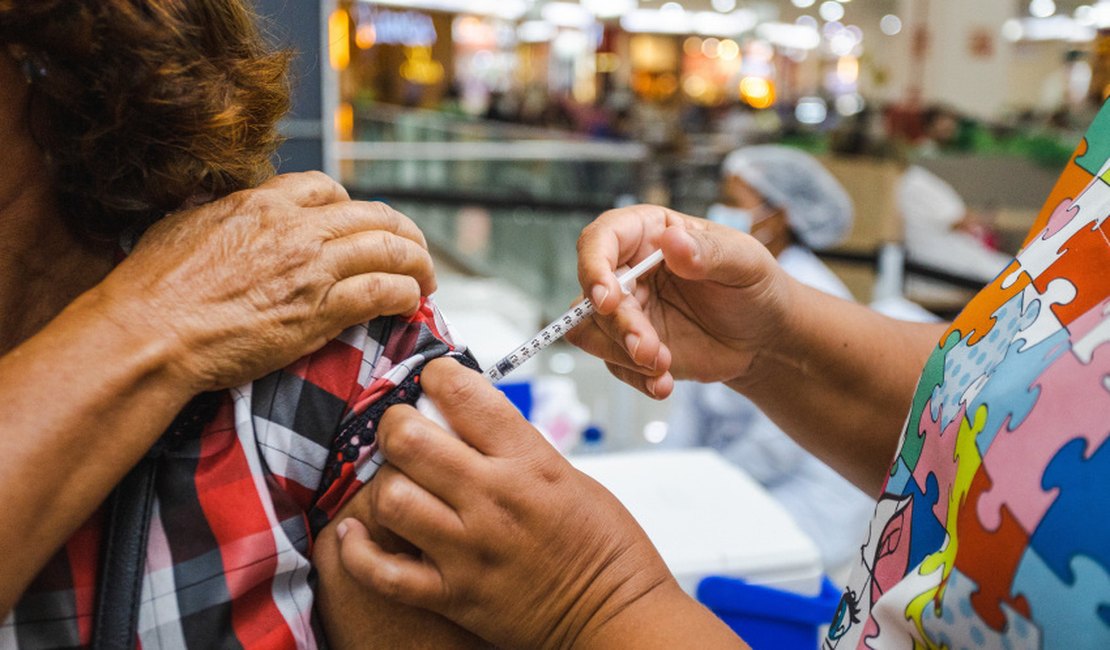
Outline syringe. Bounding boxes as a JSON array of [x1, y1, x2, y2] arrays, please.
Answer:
[[484, 249, 665, 382]]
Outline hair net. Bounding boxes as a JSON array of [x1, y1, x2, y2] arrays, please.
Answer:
[[720, 145, 853, 250]]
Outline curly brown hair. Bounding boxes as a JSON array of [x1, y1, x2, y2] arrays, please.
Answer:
[[0, 0, 291, 239]]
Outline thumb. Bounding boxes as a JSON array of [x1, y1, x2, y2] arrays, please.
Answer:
[[420, 357, 539, 457], [659, 223, 774, 289]]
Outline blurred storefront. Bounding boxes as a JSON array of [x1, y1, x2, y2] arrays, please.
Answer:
[[329, 1, 878, 133]]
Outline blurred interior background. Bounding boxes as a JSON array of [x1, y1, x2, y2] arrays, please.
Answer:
[[257, 0, 1108, 452], [255, 0, 1104, 448], [251, 0, 1110, 612], [255, 0, 1108, 582]]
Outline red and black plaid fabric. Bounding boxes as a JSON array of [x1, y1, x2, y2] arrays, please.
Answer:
[[2, 299, 471, 649]]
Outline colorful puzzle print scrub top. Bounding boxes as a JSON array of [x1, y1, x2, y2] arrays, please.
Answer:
[[826, 105, 1110, 649]]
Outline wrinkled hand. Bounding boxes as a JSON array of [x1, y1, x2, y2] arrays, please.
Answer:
[[335, 358, 676, 650], [569, 204, 789, 399], [95, 172, 435, 392]]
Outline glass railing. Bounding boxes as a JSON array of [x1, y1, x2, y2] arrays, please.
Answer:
[[339, 105, 652, 315], [339, 103, 648, 209], [352, 197, 593, 321]]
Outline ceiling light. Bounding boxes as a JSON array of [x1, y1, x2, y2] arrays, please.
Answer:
[[1029, 0, 1056, 18], [819, 1, 845, 22], [880, 14, 902, 36]]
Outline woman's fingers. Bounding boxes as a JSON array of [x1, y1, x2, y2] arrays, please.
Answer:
[[321, 273, 423, 324], [376, 404, 486, 509], [315, 200, 429, 247], [567, 291, 670, 375], [322, 230, 436, 296], [604, 361, 675, 399], [565, 322, 637, 371], [259, 170, 350, 207], [659, 222, 771, 288], [577, 205, 686, 314], [600, 292, 666, 370], [337, 517, 445, 610], [366, 465, 465, 551]]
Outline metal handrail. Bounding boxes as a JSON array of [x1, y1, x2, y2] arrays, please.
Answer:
[[335, 139, 649, 162], [348, 187, 616, 215], [355, 102, 595, 141]]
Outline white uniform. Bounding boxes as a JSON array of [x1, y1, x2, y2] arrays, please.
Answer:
[[897, 164, 1011, 282]]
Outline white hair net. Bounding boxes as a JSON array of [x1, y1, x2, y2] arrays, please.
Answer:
[[721, 145, 853, 250]]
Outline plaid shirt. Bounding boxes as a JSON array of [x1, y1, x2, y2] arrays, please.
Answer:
[[2, 299, 471, 649]]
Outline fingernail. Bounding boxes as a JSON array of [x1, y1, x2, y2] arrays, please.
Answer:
[[625, 333, 640, 359], [646, 377, 657, 397], [591, 284, 610, 308], [650, 352, 659, 371], [337, 521, 349, 540], [680, 230, 700, 261]]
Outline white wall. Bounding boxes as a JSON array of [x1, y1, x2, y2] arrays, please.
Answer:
[[918, 0, 1019, 118], [1007, 39, 1075, 111]]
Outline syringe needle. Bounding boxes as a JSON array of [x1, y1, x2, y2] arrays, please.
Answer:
[[485, 249, 665, 382]]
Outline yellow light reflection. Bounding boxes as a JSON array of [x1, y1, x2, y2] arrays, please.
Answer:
[[334, 102, 354, 141], [683, 74, 708, 98], [718, 39, 740, 61], [355, 23, 376, 49], [328, 9, 351, 71], [701, 37, 720, 58], [684, 36, 702, 56], [597, 52, 620, 73], [837, 55, 859, 84], [739, 76, 775, 109], [654, 72, 679, 97], [400, 46, 445, 85]]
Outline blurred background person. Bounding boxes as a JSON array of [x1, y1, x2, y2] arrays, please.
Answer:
[[667, 145, 873, 579], [898, 162, 1013, 284]]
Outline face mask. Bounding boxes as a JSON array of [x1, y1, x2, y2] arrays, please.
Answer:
[[706, 203, 754, 233]]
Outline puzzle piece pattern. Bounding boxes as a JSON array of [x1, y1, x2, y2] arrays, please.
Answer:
[[929, 294, 1029, 432], [1013, 551, 1110, 650], [917, 568, 1039, 650], [977, 326, 1110, 535], [839, 104, 1110, 649]]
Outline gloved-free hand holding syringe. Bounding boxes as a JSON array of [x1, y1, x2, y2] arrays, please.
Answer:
[[364, 249, 664, 476], [484, 249, 665, 382]]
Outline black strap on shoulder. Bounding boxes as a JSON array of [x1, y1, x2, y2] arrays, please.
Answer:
[[91, 455, 159, 650], [92, 393, 219, 650]]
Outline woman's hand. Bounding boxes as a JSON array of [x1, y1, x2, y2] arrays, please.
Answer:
[[92, 171, 435, 392], [316, 482, 492, 649], [333, 358, 714, 649], [0, 171, 442, 618], [569, 204, 790, 399], [575, 204, 943, 495]]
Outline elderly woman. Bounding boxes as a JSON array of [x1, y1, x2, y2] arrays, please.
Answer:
[[0, 2, 477, 648]]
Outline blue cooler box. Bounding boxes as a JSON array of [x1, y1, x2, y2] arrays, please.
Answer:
[[697, 575, 841, 650], [493, 381, 533, 421]]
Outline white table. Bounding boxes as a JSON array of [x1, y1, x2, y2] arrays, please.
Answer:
[[571, 448, 824, 596]]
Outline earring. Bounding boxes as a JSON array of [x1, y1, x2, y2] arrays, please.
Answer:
[[19, 52, 48, 83]]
